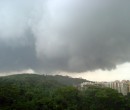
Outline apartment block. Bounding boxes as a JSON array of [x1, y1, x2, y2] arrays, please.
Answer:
[[80, 80, 130, 95]]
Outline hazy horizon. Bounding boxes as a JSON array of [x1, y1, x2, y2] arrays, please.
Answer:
[[0, 62, 130, 81]]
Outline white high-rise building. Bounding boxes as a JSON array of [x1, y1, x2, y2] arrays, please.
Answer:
[[80, 80, 130, 95]]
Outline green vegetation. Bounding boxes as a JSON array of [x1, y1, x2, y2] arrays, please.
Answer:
[[0, 74, 130, 110]]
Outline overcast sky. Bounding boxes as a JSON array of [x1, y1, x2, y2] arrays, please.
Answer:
[[0, 0, 130, 81]]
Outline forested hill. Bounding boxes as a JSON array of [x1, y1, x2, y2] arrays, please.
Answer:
[[0, 74, 87, 86], [0, 74, 130, 110]]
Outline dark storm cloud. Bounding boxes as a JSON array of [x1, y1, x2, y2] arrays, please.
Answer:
[[0, 0, 130, 73], [0, 30, 38, 72]]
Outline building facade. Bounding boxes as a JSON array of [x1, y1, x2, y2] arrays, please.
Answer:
[[80, 80, 130, 95]]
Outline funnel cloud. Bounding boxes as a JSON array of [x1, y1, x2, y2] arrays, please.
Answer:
[[0, 0, 130, 73]]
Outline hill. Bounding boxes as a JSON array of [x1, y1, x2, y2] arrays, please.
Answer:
[[0, 74, 129, 110], [0, 74, 87, 86]]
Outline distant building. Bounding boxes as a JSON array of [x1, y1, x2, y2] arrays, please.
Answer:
[[80, 80, 130, 95]]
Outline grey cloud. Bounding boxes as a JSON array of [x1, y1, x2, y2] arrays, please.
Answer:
[[0, 29, 38, 72], [0, 0, 130, 73]]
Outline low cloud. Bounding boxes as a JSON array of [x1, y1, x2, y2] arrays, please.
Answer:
[[0, 0, 130, 73]]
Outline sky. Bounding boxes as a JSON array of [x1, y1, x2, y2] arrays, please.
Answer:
[[0, 0, 130, 81]]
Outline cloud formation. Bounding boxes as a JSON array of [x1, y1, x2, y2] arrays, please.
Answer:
[[0, 0, 130, 73]]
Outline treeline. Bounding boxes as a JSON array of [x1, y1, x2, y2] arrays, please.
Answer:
[[0, 74, 87, 86], [0, 74, 130, 110]]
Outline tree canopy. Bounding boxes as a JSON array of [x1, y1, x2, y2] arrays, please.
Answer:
[[0, 74, 130, 110]]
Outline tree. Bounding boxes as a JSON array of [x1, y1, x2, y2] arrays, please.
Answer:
[[82, 86, 126, 110]]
